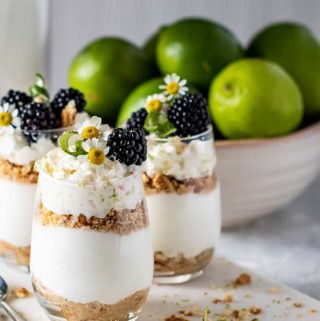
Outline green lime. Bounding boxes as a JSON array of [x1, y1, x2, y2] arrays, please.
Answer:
[[247, 22, 320, 120], [157, 18, 243, 90], [142, 26, 167, 74], [68, 37, 155, 124], [209, 59, 303, 139], [116, 77, 198, 126], [116, 77, 163, 126]]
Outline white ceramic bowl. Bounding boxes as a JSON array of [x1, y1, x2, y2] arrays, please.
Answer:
[[215, 122, 320, 228]]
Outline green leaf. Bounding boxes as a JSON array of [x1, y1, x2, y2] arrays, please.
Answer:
[[144, 110, 176, 138], [202, 307, 211, 321], [29, 73, 50, 101], [59, 131, 87, 157]]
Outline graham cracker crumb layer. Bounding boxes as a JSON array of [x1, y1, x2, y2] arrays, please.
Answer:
[[33, 276, 149, 321], [0, 240, 30, 265], [36, 201, 149, 235], [0, 158, 38, 184], [142, 171, 217, 195], [154, 248, 214, 275]]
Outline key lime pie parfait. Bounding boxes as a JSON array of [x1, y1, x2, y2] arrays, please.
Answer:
[[126, 74, 221, 284], [0, 74, 87, 269], [30, 120, 152, 321]]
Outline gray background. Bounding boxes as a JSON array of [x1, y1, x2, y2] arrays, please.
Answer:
[[49, 0, 320, 299]]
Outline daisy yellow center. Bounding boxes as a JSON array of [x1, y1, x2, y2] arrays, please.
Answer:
[[0, 112, 12, 127], [82, 126, 100, 139], [166, 82, 179, 95], [88, 148, 105, 165], [146, 99, 162, 112]]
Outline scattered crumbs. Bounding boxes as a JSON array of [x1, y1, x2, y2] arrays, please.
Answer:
[[164, 314, 189, 321], [249, 306, 262, 315], [268, 287, 278, 294], [272, 299, 281, 304], [296, 312, 304, 319], [294, 302, 303, 308], [286, 297, 292, 301], [223, 294, 234, 303], [15, 287, 31, 298], [244, 293, 252, 299], [182, 299, 190, 303], [203, 291, 208, 296], [234, 273, 252, 286], [178, 307, 201, 316], [213, 298, 223, 304], [310, 308, 318, 314]]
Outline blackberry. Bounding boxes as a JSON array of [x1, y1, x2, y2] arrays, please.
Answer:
[[20, 102, 61, 143], [1, 90, 32, 112], [126, 108, 148, 133], [107, 128, 147, 166], [168, 93, 210, 137], [51, 88, 86, 115]]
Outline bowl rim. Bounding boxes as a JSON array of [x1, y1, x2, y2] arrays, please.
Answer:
[[215, 121, 320, 148]]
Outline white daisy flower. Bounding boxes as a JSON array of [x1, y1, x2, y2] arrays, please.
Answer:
[[0, 103, 20, 133], [159, 73, 188, 99], [146, 94, 166, 112], [81, 138, 109, 166], [75, 116, 110, 140]]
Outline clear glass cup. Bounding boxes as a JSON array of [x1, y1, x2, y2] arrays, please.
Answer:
[[0, 128, 66, 270], [143, 126, 221, 284], [30, 170, 153, 321]]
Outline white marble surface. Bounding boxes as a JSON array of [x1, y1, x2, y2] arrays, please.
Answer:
[[0, 257, 319, 321], [219, 176, 320, 300]]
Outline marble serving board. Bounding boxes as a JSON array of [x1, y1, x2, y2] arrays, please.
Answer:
[[0, 257, 319, 321]]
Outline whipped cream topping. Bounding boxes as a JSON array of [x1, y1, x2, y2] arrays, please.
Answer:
[[0, 131, 56, 166], [144, 136, 216, 180], [0, 112, 89, 166], [36, 148, 145, 217], [36, 148, 136, 185]]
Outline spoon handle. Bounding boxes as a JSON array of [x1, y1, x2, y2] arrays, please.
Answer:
[[0, 301, 26, 321]]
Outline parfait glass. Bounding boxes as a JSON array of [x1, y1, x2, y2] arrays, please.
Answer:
[[0, 128, 66, 270], [30, 168, 153, 321], [143, 126, 221, 284]]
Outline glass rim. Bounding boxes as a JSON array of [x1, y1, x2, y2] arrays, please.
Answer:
[[147, 125, 213, 142], [38, 166, 142, 187], [14, 125, 74, 135]]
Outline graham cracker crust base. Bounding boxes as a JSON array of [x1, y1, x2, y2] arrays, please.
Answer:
[[0, 240, 30, 265], [0, 157, 38, 184], [142, 171, 217, 195], [33, 276, 149, 321], [154, 248, 214, 275], [36, 201, 149, 235]]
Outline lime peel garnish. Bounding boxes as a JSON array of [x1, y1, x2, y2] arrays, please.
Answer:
[[59, 130, 87, 157]]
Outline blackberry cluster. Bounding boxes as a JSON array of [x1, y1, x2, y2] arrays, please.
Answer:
[[20, 102, 61, 143], [1, 90, 32, 112], [107, 128, 147, 166], [51, 88, 86, 116], [126, 108, 148, 133], [168, 93, 210, 137]]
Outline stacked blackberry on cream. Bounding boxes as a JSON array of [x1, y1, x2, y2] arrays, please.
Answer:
[[30, 118, 153, 321], [126, 74, 221, 283], [0, 74, 86, 267]]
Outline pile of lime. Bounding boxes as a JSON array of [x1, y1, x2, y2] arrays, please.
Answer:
[[69, 19, 320, 139]]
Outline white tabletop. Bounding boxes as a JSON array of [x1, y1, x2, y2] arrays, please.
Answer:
[[0, 257, 319, 321]]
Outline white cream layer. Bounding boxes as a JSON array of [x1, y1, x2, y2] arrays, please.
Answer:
[[38, 171, 144, 218], [30, 223, 153, 304], [145, 138, 216, 180], [0, 178, 36, 247], [0, 131, 56, 166], [147, 186, 221, 257]]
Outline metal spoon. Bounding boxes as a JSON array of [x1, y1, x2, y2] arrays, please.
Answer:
[[0, 276, 25, 321]]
